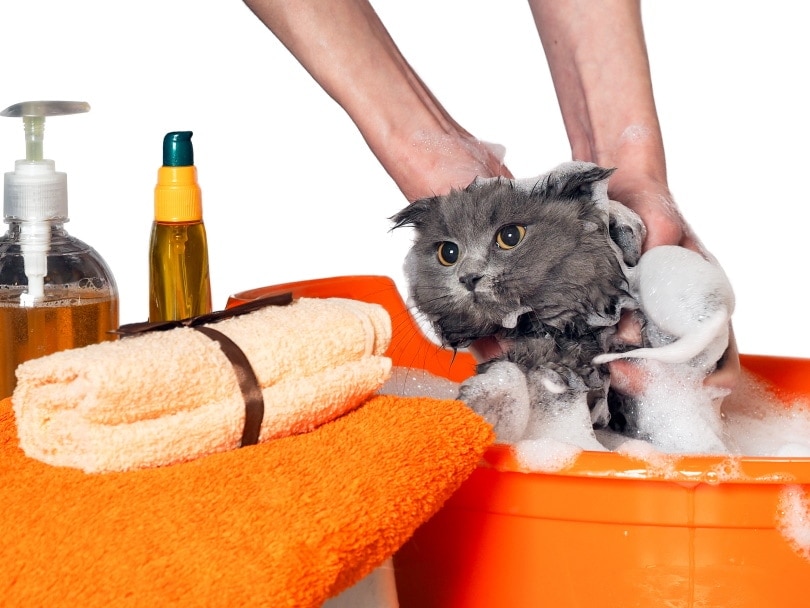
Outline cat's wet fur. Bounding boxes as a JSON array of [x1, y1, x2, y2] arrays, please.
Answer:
[[391, 161, 640, 445]]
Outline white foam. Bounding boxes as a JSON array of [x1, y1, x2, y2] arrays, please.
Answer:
[[619, 124, 653, 144], [598, 361, 810, 460], [593, 246, 734, 370], [378, 366, 460, 400], [628, 360, 729, 454], [776, 443, 810, 458], [382, 365, 810, 468], [777, 486, 810, 560], [723, 371, 810, 457], [522, 383, 607, 452], [615, 438, 679, 476], [515, 438, 582, 472]]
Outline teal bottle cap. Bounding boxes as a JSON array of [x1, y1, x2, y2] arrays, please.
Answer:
[[162, 131, 194, 167]]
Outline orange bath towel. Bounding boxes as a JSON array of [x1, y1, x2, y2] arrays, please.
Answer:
[[0, 393, 493, 607]]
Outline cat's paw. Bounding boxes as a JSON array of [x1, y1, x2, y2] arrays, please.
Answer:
[[523, 366, 608, 451], [458, 360, 530, 442], [608, 199, 646, 266]]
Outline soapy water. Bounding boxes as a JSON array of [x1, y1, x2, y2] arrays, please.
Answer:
[[379, 363, 810, 560], [378, 366, 460, 400], [510, 437, 582, 472], [379, 363, 810, 470], [608, 359, 730, 455], [723, 371, 810, 458]]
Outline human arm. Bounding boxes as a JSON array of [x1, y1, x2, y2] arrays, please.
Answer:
[[241, 0, 512, 201], [529, 0, 739, 393], [242, 0, 738, 393], [529, 0, 685, 249]]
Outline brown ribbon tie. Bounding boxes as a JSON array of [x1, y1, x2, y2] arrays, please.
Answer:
[[115, 292, 293, 447]]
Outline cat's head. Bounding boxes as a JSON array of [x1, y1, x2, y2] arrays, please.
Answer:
[[390, 161, 628, 348]]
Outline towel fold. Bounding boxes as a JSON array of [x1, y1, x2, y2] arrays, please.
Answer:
[[12, 296, 392, 472], [0, 393, 494, 607]]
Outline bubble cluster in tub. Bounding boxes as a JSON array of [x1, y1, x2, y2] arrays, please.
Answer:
[[378, 363, 810, 467], [379, 363, 810, 559]]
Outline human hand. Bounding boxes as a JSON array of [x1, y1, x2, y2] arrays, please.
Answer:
[[244, 0, 512, 203], [604, 173, 741, 402], [384, 132, 513, 202]]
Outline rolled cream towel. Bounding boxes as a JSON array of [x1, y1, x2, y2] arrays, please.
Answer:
[[13, 297, 392, 473]]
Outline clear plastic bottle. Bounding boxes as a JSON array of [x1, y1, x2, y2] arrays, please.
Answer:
[[148, 131, 212, 322], [0, 101, 119, 400]]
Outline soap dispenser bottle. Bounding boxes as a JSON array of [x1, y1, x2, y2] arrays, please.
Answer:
[[149, 131, 212, 322], [0, 100, 119, 400]]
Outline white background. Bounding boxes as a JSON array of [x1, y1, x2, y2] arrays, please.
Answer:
[[1, 1, 808, 358]]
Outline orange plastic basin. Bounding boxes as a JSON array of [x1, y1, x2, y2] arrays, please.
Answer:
[[229, 275, 810, 608]]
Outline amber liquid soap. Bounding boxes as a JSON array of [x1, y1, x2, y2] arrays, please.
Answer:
[[149, 221, 211, 321], [0, 291, 118, 398]]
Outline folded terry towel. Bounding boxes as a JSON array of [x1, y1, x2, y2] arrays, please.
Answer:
[[0, 394, 494, 608], [13, 296, 392, 472]]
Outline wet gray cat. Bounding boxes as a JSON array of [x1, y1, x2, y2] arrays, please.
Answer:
[[391, 161, 644, 448]]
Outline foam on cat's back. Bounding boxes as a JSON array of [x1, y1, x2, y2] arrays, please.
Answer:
[[593, 245, 734, 367], [635, 246, 734, 336]]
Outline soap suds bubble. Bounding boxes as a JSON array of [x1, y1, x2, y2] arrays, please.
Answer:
[[708, 457, 744, 484], [380, 363, 810, 474], [629, 359, 729, 455], [515, 438, 582, 473], [777, 485, 810, 560], [775, 443, 810, 458], [619, 124, 652, 144], [378, 366, 460, 400], [722, 370, 810, 457], [624, 359, 810, 461], [615, 438, 679, 477], [522, 380, 607, 452]]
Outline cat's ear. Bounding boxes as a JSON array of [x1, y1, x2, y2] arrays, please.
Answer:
[[541, 161, 616, 207], [465, 175, 504, 191], [389, 198, 437, 230]]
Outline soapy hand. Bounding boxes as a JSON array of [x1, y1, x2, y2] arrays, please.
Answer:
[[603, 175, 741, 401]]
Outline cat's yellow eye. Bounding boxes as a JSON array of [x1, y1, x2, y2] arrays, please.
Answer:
[[496, 224, 526, 249], [437, 241, 459, 266]]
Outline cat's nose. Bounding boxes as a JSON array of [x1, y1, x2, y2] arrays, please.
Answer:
[[459, 273, 482, 291]]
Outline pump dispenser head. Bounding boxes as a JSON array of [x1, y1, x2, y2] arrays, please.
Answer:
[[1, 100, 90, 304], [163, 130, 194, 167]]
